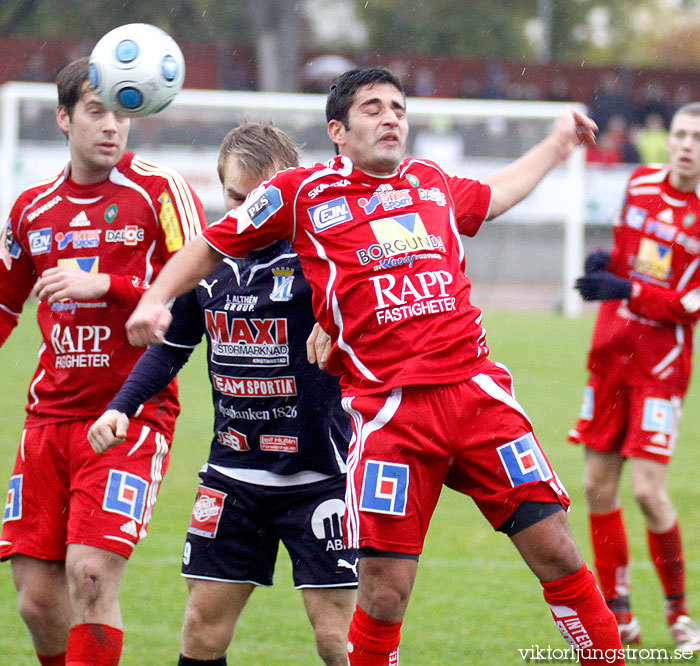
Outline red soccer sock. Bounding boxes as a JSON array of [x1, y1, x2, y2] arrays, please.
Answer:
[[37, 653, 66, 666], [65, 624, 123, 666], [589, 509, 630, 608], [542, 565, 624, 666], [647, 521, 687, 624], [347, 605, 402, 666]]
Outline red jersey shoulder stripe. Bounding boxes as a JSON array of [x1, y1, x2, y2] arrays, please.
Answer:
[[129, 156, 203, 243]]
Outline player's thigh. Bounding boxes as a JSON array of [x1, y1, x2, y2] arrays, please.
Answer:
[[68, 419, 171, 559], [622, 387, 682, 464], [182, 468, 279, 586], [185, 577, 255, 627], [343, 388, 451, 555], [445, 365, 569, 530], [275, 476, 358, 588], [302, 587, 356, 632], [1, 424, 70, 560], [569, 372, 629, 452]]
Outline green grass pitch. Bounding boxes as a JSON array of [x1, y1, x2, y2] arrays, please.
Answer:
[[2, 302, 700, 664]]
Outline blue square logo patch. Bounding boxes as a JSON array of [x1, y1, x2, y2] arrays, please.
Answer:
[[497, 433, 552, 487], [359, 460, 409, 516], [102, 470, 148, 522]]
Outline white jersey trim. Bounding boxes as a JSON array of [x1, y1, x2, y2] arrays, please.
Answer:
[[208, 463, 334, 487], [342, 389, 403, 549]]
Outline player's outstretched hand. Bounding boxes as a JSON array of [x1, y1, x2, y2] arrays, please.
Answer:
[[551, 108, 598, 161], [575, 271, 632, 301], [584, 249, 611, 274], [306, 322, 331, 371], [126, 294, 172, 347], [35, 267, 110, 304], [88, 410, 130, 454]]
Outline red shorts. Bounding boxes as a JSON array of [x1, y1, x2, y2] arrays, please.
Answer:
[[1, 419, 171, 560], [568, 373, 682, 464], [342, 364, 569, 555]]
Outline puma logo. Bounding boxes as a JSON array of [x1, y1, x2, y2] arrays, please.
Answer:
[[199, 278, 218, 298], [337, 557, 359, 577]]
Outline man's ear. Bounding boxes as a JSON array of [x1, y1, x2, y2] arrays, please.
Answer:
[[56, 106, 71, 134], [328, 119, 345, 148]]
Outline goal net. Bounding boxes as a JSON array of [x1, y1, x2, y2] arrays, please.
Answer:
[[1, 82, 627, 316]]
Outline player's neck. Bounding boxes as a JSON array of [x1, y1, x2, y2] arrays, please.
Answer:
[[668, 170, 699, 193], [68, 162, 112, 186]]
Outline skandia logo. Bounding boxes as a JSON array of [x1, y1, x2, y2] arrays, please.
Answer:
[[308, 196, 353, 232], [27, 195, 62, 222]]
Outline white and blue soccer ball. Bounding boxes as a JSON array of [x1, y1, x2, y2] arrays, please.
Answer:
[[88, 23, 185, 117]]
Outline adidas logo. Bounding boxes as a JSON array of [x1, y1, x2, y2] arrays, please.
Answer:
[[69, 211, 91, 227], [120, 520, 138, 537]]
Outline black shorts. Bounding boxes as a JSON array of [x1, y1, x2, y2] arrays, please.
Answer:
[[181, 466, 358, 588]]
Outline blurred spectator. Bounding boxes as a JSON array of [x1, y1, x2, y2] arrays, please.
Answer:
[[634, 112, 669, 164], [547, 75, 573, 102], [20, 51, 50, 82], [459, 75, 481, 99], [412, 65, 437, 97], [301, 54, 356, 93], [633, 83, 672, 127], [586, 115, 639, 165], [589, 72, 634, 131], [481, 62, 508, 99]]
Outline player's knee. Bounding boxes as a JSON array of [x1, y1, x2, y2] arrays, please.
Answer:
[[181, 602, 232, 656], [633, 485, 670, 520], [67, 559, 113, 610], [582, 475, 617, 511], [17, 588, 53, 629], [314, 623, 347, 666]]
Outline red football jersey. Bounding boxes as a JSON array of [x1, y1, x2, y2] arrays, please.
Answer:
[[588, 165, 700, 394], [0, 151, 205, 432], [203, 155, 493, 395]]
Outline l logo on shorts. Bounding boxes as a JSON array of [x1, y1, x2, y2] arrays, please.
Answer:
[[103, 470, 148, 522], [497, 433, 553, 487], [359, 460, 409, 516]]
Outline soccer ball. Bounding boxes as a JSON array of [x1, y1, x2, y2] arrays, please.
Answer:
[[88, 23, 185, 117]]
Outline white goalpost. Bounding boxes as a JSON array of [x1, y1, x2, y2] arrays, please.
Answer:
[[0, 82, 589, 316]]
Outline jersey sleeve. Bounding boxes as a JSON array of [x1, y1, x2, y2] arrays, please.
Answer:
[[445, 173, 492, 237], [107, 343, 190, 416], [103, 274, 151, 310], [0, 215, 38, 345], [627, 278, 700, 325], [163, 288, 205, 348], [151, 166, 207, 259], [203, 173, 295, 258]]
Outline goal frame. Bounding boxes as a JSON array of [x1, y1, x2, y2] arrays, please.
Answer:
[[0, 81, 587, 316]]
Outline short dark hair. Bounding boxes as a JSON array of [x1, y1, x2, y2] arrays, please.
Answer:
[[675, 102, 700, 119], [217, 121, 300, 185], [56, 57, 90, 117], [325, 67, 405, 128]]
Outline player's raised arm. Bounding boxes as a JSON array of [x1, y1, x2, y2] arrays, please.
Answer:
[[484, 107, 597, 219], [126, 236, 222, 346]]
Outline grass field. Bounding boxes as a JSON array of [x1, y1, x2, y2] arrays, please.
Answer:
[[2, 302, 700, 665]]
